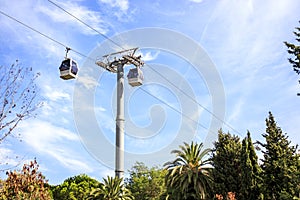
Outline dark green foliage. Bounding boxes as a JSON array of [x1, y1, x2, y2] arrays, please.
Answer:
[[125, 162, 166, 200], [211, 130, 242, 199], [88, 176, 134, 200], [258, 112, 300, 199], [51, 174, 101, 200], [239, 131, 262, 200], [164, 142, 213, 200], [285, 21, 300, 75], [285, 21, 300, 95]]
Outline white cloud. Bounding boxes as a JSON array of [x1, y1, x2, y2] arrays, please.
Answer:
[[77, 75, 100, 90], [0, 1, 61, 57], [0, 2, 64, 63], [95, 106, 107, 112], [0, 0, 109, 64], [200, 0, 300, 130], [0, 147, 19, 168], [44, 90, 71, 102], [98, 0, 134, 21], [36, 74, 75, 120], [99, 0, 129, 12], [37, 1, 107, 35], [20, 120, 78, 145], [99, 168, 114, 178], [189, 0, 203, 3], [96, 109, 115, 133], [227, 97, 245, 125], [137, 51, 160, 62], [16, 120, 95, 172], [47, 150, 93, 173]]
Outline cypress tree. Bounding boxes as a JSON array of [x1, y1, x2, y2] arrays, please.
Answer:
[[239, 131, 262, 200], [259, 112, 300, 199], [211, 130, 242, 199]]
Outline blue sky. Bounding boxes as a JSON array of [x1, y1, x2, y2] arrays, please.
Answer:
[[1, 0, 300, 184]]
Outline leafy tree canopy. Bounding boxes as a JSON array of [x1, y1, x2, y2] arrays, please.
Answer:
[[125, 162, 167, 200], [0, 159, 51, 200], [51, 174, 101, 200]]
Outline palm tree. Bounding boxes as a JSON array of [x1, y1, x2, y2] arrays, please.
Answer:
[[164, 142, 213, 200], [88, 176, 134, 200]]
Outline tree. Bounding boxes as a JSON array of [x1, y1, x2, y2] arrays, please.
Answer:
[[89, 176, 134, 200], [0, 61, 41, 171], [164, 142, 213, 200], [125, 162, 166, 200], [0, 61, 41, 144], [0, 159, 51, 200], [239, 131, 262, 200], [284, 21, 300, 94], [51, 174, 101, 200], [211, 130, 242, 199], [258, 112, 300, 199]]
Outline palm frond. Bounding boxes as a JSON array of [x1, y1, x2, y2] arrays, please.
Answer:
[[164, 141, 213, 199]]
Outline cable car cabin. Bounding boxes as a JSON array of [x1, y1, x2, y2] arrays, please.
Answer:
[[59, 58, 78, 80], [127, 67, 143, 87]]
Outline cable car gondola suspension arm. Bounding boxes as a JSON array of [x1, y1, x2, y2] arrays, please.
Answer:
[[65, 47, 71, 58]]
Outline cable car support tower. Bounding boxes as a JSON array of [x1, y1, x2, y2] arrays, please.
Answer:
[[96, 47, 144, 180]]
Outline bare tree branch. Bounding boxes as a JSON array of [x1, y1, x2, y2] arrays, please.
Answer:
[[0, 60, 41, 144]]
